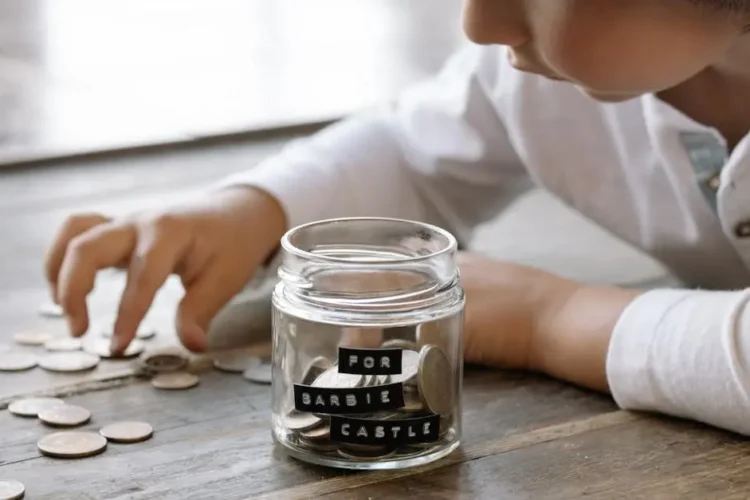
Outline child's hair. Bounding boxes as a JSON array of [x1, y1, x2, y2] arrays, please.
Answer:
[[694, 0, 750, 11]]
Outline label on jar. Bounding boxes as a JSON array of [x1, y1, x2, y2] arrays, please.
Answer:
[[337, 347, 402, 375], [329, 414, 441, 445], [294, 382, 405, 414]]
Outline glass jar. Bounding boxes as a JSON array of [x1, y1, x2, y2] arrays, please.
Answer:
[[270, 217, 464, 470]]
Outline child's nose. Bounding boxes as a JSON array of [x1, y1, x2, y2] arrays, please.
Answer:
[[463, 0, 531, 47]]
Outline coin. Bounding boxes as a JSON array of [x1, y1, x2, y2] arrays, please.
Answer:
[[151, 372, 199, 390], [38, 302, 64, 318], [312, 366, 363, 389], [283, 411, 322, 432], [402, 391, 425, 412], [417, 345, 453, 416], [140, 350, 188, 373], [389, 349, 419, 385], [44, 337, 83, 352], [0, 480, 25, 500], [13, 330, 52, 346], [8, 397, 65, 418], [299, 423, 330, 440], [99, 421, 154, 443], [297, 436, 339, 453], [38, 405, 91, 427], [37, 431, 107, 459], [243, 362, 272, 385], [212, 353, 260, 373], [300, 356, 332, 385], [39, 352, 99, 373], [0, 352, 37, 372], [84, 338, 144, 359], [380, 339, 419, 351], [337, 444, 397, 460], [99, 326, 157, 340], [0, 343, 11, 352]]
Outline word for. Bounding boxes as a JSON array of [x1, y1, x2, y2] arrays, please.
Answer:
[[337, 347, 402, 375], [330, 414, 441, 445], [294, 382, 405, 414]]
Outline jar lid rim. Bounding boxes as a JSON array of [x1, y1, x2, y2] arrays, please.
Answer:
[[280, 217, 458, 265]]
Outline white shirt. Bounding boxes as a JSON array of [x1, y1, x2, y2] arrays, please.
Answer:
[[221, 43, 750, 435]]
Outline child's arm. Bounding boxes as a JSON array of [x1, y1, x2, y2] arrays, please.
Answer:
[[219, 45, 531, 247]]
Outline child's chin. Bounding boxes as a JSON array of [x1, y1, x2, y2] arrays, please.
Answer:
[[576, 86, 643, 103]]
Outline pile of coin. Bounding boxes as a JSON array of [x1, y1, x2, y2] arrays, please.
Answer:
[[282, 337, 455, 461]]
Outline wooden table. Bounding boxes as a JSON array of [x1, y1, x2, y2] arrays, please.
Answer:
[[2, 140, 750, 499]]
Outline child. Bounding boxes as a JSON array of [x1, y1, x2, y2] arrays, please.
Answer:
[[45, 1, 750, 436]]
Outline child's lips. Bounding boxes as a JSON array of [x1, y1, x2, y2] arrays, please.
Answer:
[[507, 49, 566, 82]]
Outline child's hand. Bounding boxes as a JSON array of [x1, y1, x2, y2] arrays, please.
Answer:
[[458, 252, 578, 369], [44, 187, 287, 353]]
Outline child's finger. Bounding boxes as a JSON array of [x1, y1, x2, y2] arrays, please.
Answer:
[[44, 213, 110, 302], [112, 229, 189, 354], [57, 222, 137, 337]]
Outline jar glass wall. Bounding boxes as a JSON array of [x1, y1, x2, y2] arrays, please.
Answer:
[[271, 217, 464, 470]]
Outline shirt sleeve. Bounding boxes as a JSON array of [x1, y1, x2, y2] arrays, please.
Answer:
[[217, 44, 531, 246], [607, 287, 750, 435]]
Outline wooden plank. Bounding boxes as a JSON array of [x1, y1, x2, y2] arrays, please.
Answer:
[[0, 369, 618, 498], [316, 417, 750, 500]]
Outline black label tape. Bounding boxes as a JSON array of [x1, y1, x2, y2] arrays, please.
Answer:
[[294, 382, 405, 414], [337, 347, 403, 375], [330, 414, 441, 446]]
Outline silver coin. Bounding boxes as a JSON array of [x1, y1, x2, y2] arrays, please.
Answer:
[[13, 330, 53, 346], [312, 366, 363, 389], [84, 338, 144, 359], [140, 350, 188, 373], [38, 404, 92, 427], [38, 302, 64, 318], [0, 352, 37, 372], [44, 337, 83, 352], [300, 356, 332, 385], [417, 345, 454, 416], [283, 411, 322, 432], [416, 321, 443, 347], [337, 444, 397, 460], [8, 397, 65, 418], [99, 421, 154, 443], [39, 352, 100, 373], [212, 353, 260, 373], [402, 391, 425, 413], [389, 349, 419, 385], [151, 371, 199, 390], [99, 326, 157, 340], [0, 343, 11, 352], [297, 435, 339, 453], [0, 480, 25, 500], [243, 362, 272, 385], [380, 339, 419, 351], [298, 423, 330, 441], [37, 431, 107, 459]]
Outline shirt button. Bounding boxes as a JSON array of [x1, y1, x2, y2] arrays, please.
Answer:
[[735, 221, 750, 238], [706, 173, 721, 191]]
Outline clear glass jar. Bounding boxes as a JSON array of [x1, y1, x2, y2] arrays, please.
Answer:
[[270, 217, 464, 470]]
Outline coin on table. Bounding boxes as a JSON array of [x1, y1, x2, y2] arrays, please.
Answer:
[[380, 339, 419, 351], [37, 431, 107, 459], [243, 362, 272, 385], [38, 302, 64, 318], [44, 337, 83, 352], [0, 352, 37, 372], [0, 480, 25, 500], [38, 404, 91, 427], [312, 366, 363, 389], [84, 338, 144, 359], [13, 330, 52, 346], [99, 421, 153, 443], [99, 325, 157, 341], [0, 343, 12, 352], [337, 444, 397, 460], [140, 350, 188, 373], [212, 353, 260, 373], [39, 352, 100, 373], [416, 321, 443, 347], [300, 356, 333, 385], [389, 349, 419, 385], [283, 411, 322, 432], [151, 371, 199, 390], [8, 397, 65, 418], [417, 345, 454, 416]]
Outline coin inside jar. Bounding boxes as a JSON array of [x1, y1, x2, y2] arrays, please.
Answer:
[[38, 404, 92, 427], [389, 349, 419, 386], [99, 421, 154, 443], [0, 479, 25, 500], [282, 411, 322, 432], [0, 352, 37, 372], [417, 345, 454, 416], [300, 356, 333, 385], [312, 366, 363, 389], [338, 444, 397, 460], [8, 397, 65, 418], [380, 338, 419, 351], [37, 431, 107, 459]]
